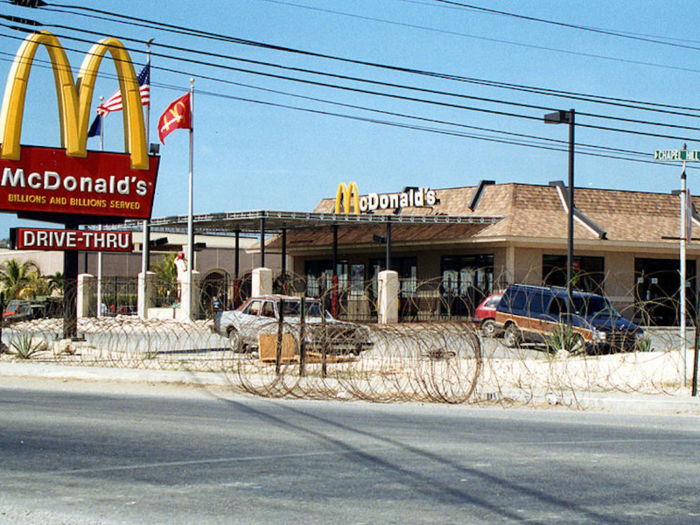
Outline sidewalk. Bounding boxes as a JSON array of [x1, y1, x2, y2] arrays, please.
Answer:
[[1, 360, 699, 415]]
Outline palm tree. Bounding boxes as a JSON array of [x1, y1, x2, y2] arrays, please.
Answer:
[[0, 259, 40, 300], [46, 271, 64, 294], [152, 253, 178, 305]]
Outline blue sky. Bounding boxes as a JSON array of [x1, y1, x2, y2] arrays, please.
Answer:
[[1, 0, 699, 236]]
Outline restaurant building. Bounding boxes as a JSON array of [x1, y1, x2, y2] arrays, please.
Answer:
[[2, 181, 697, 325], [278, 181, 700, 325]]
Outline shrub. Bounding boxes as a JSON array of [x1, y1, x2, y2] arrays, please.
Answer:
[[9, 333, 46, 359], [545, 324, 586, 356]]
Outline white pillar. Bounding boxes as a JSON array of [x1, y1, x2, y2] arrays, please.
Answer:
[[252, 267, 273, 296], [77, 273, 96, 318], [378, 270, 399, 324], [177, 270, 201, 322], [137, 271, 156, 320]]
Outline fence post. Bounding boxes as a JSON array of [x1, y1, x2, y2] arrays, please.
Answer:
[[321, 300, 327, 378], [299, 297, 306, 377], [276, 298, 285, 375], [377, 270, 399, 324], [77, 274, 97, 318], [0, 292, 4, 352]]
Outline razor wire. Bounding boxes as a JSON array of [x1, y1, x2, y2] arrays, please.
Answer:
[[0, 272, 697, 406]]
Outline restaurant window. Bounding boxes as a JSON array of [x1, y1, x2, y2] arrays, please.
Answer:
[[369, 257, 417, 297], [543, 255, 604, 294], [305, 259, 348, 297], [441, 254, 494, 316]]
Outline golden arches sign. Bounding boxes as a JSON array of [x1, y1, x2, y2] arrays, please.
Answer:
[[335, 181, 359, 214], [0, 30, 148, 170]]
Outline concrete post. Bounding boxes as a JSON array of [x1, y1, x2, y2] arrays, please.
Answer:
[[177, 270, 201, 322], [252, 267, 273, 296], [137, 271, 156, 320], [77, 273, 96, 318], [378, 270, 399, 324]]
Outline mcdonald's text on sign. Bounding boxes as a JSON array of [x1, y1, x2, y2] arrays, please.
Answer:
[[0, 146, 158, 220], [654, 150, 700, 162], [16, 228, 132, 252], [335, 182, 438, 214]]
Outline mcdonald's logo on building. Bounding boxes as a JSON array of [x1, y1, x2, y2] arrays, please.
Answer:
[[335, 182, 359, 214], [334, 181, 438, 214], [0, 31, 160, 223]]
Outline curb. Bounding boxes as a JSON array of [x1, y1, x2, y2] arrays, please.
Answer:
[[0, 361, 231, 387], [1, 361, 700, 415]]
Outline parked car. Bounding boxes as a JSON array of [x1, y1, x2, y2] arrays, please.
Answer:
[[213, 295, 373, 355], [494, 284, 643, 353], [2, 300, 46, 323], [473, 293, 502, 337]]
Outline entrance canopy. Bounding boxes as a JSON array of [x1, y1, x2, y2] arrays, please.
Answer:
[[108, 210, 502, 236], [99, 210, 503, 276]]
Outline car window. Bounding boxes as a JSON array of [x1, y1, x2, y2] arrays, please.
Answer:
[[245, 300, 262, 316], [548, 297, 567, 316], [484, 295, 501, 308], [283, 301, 301, 316], [261, 302, 276, 318]]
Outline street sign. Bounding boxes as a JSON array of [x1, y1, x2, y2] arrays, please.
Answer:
[[654, 150, 700, 162]]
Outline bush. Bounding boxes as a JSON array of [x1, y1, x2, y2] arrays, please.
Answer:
[[545, 324, 586, 356], [9, 333, 46, 359]]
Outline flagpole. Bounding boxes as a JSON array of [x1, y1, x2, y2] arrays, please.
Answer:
[[187, 78, 195, 320], [97, 95, 104, 317], [141, 39, 154, 315]]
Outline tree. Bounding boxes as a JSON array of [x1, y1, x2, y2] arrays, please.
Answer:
[[0, 259, 40, 300], [46, 271, 64, 294], [152, 253, 178, 305]]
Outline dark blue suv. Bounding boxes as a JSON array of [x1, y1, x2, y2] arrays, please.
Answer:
[[494, 284, 643, 353]]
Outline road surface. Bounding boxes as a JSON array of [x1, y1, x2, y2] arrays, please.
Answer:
[[1, 378, 699, 524]]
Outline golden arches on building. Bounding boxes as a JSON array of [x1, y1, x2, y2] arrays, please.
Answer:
[[335, 181, 360, 214]]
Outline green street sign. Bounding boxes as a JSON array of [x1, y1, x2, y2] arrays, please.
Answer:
[[654, 150, 700, 162]]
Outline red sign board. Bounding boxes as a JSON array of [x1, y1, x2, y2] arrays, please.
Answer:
[[16, 228, 132, 252], [0, 145, 159, 220]]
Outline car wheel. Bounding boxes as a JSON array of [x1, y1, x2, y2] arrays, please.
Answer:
[[227, 328, 242, 352], [481, 319, 496, 338], [504, 324, 521, 348]]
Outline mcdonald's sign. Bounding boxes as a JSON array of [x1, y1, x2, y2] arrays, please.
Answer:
[[335, 181, 359, 214], [0, 31, 159, 223], [334, 181, 438, 214]]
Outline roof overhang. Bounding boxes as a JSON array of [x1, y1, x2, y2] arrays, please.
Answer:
[[98, 210, 503, 236]]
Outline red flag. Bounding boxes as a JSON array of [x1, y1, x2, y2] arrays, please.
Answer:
[[158, 93, 192, 144]]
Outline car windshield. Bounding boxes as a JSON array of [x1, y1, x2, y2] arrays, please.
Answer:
[[571, 295, 620, 318], [283, 300, 331, 319]]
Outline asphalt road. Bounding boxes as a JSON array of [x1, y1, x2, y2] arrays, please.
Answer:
[[1, 378, 699, 524]]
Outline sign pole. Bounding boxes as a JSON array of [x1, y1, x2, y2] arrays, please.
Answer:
[[681, 145, 688, 386], [653, 146, 700, 388]]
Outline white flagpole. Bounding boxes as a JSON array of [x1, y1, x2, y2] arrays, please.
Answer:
[[187, 78, 195, 320], [141, 40, 153, 318], [97, 95, 104, 317]]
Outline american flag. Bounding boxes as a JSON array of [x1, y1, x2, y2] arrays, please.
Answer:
[[96, 64, 150, 116]]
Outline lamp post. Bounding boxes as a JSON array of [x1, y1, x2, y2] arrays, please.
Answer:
[[545, 109, 575, 322]]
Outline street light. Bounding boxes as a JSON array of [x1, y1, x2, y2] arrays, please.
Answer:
[[545, 109, 575, 322]]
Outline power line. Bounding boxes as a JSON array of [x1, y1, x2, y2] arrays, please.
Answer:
[[38, 2, 700, 118], [0, 29, 689, 172], [9, 11, 700, 143], [432, 0, 700, 52]]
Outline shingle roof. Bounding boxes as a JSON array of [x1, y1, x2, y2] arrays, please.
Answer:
[[303, 183, 689, 247]]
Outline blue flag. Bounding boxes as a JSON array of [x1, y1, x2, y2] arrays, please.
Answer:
[[87, 114, 101, 138]]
